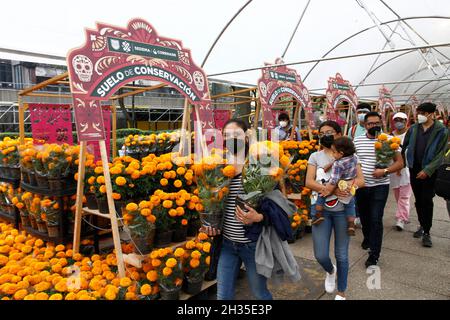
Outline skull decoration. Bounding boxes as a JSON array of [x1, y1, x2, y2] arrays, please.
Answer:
[[259, 82, 268, 97], [193, 71, 205, 91], [72, 55, 93, 82]]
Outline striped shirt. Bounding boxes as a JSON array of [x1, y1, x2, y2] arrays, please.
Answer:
[[222, 173, 251, 243], [354, 134, 390, 187]]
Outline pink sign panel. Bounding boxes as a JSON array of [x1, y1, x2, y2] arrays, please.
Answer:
[[378, 86, 397, 129], [28, 103, 73, 145], [325, 73, 358, 123], [214, 110, 232, 130], [257, 58, 315, 132], [86, 106, 111, 161], [67, 18, 214, 141]]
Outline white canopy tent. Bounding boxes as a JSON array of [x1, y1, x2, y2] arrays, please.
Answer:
[[1, 0, 450, 107]]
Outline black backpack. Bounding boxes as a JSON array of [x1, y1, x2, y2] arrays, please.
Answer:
[[435, 150, 450, 200]]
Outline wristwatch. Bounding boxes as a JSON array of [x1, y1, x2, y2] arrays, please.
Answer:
[[383, 168, 390, 177]]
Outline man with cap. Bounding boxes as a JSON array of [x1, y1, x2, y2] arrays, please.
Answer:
[[402, 102, 449, 247], [390, 112, 412, 231], [348, 103, 371, 139]]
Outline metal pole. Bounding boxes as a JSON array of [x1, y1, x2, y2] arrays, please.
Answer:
[[281, 0, 311, 58], [207, 42, 450, 77]]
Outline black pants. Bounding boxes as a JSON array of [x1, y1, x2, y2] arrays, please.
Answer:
[[410, 168, 437, 234], [355, 185, 390, 260]]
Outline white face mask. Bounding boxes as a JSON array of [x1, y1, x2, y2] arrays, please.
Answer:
[[279, 121, 288, 128], [417, 114, 428, 124]]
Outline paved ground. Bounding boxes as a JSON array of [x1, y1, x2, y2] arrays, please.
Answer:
[[233, 193, 450, 300]]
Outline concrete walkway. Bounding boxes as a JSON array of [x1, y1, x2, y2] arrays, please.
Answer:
[[234, 193, 450, 300]]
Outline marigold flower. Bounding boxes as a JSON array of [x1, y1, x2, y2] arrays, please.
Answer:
[[190, 258, 200, 269], [115, 176, 127, 186], [162, 267, 172, 276], [146, 270, 158, 282], [191, 250, 202, 260], [126, 203, 138, 212], [162, 200, 173, 209], [119, 277, 132, 287], [140, 283, 152, 296], [197, 233, 208, 241], [166, 258, 178, 268]]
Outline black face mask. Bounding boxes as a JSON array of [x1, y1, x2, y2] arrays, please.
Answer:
[[320, 135, 334, 148], [367, 126, 382, 137], [224, 138, 246, 155]]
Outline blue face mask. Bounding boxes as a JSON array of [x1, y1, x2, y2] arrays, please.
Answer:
[[358, 113, 366, 122], [394, 122, 405, 130]]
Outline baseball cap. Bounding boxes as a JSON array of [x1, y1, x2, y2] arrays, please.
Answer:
[[392, 112, 408, 120]]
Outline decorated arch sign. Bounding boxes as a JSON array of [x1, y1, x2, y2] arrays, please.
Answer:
[[67, 18, 214, 141], [378, 86, 397, 128], [257, 58, 315, 131], [325, 73, 358, 123]]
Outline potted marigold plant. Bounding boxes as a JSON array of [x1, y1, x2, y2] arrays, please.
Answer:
[[122, 201, 156, 254], [150, 191, 177, 247], [193, 150, 234, 230], [150, 248, 183, 300], [238, 141, 290, 209], [374, 134, 400, 169], [41, 198, 61, 238], [44, 144, 72, 191], [182, 234, 211, 294], [286, 159, 308, 193]]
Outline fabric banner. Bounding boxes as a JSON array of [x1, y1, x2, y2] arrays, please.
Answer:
[[214, 110, 232, 130], [86, 106, 111, 161], [28, 103, 73, 145]]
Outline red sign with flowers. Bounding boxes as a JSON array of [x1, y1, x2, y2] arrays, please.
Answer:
[[257, 58, 315, 131], [378, 86, 397, 128], [67, 18, 214, 141], [325, 73, 358, 123]]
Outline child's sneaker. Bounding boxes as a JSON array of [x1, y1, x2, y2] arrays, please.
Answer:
[[347, 221, 356, 236]]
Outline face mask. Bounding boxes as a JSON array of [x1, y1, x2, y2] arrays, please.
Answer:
[[367, 126, 382, 137], [358, 114, 366, 122], [320, 135, 334, 148], [224, 138, 246, 155], [279, 121, 288, 128], [417, 114, 428, 124], [394, 122, 405, 130]]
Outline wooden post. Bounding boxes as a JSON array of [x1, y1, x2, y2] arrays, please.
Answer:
[[194, 106, 208, 159], [179, 99, 189, 156], [73, 141, 87, 253], [344, 103, 352, 136], [111, 103, 117, 158], [253, 99, 261, 130], [19, 98, 25, 145], [99, 139, 126, 278], [290, 102, 300, 140]]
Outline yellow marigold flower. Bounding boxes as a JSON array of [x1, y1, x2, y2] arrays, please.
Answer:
[[174, 248, 185, 258], [104, 289, 116, 300], [165, 258, 178, 268], [126, 203, 138, 212], [185, 240, 196, 250], [146, 270, 158, 282], [190, 258, 200, 269], [94, 167, 104, 174], [202, 242, 211, 253], [162, 267, 172, 276], [160, 178, 168, 187], [151, 259, 161, 267], [115, 176, 127, 186], [197, 232, 208, 241], [119, 277, 132, 287], [191, 250, 202, 260], [49, 293, 63, 300], [162, 200, 173, 209], [35, 292, 49, 300], [205, 256, 211, 265], [222, 165, 236, 178], [140, 284, 152, 296]]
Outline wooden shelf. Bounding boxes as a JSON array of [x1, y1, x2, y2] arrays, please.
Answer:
[[24, 226, 64, 243], [0, 210, 16, 224], [20, 182, 76, 197], [0, 176, 21, 188], [179, 279, 217, 300], [82, 208, 111, 219]]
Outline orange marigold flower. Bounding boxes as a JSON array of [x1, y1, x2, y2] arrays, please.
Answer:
[[146, 270, 158, 282], [222, 165, 236, 178], [115, 176, 127, 186], [190, 258, 200, 269], [162, 267, 172, 276], [162, 200, 173, 209], [126, 203, 138, 212], [165, 258, 178, 268]]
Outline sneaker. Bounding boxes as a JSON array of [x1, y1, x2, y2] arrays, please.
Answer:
[[395, 220, 404, 231], [335, 294, 346, 300], [324, 264, 336, 293], [422, 234, 433, 247], [413, 227, 424, 238], [365, 255, 378, 268], [354, 217, 362, 228], [361, 240, 370, 250]]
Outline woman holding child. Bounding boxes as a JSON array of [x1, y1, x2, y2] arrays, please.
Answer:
[[305, 120, 365, 300]]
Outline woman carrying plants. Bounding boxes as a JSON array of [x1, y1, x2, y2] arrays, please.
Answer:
[[200, 119, 274, 300], [305, 120, 365, 300]]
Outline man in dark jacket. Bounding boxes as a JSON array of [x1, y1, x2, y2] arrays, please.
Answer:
[[402, 102, 449, 247]]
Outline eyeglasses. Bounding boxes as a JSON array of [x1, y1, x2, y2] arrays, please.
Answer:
[[318, 130, 336, 137], [366, 122, 381, 127]]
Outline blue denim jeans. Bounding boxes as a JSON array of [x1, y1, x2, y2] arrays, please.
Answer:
[[217, 238, 273, 300], [316, 196, 356, 218], [311, 206, 350, 292], [355, 184, 389, 259]]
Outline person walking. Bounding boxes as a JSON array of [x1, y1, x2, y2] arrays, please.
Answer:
[[200, 118, 272, 300], [354, 112, 404, 267], [347, 102, 371, 139], [402, 102, 449, 247], [390, 112, 412, 231], [274, 112, 301, 141], [306, 120, 365, 300]]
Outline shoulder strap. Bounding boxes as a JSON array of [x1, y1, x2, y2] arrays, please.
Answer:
[[351, 125, 357, 137]]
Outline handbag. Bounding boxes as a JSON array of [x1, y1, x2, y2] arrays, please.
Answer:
[[435, 150, 450, 200]]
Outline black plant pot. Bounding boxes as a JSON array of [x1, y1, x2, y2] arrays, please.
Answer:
[[86, 193, 98, 210], [154, 230, 174, 248], [172, 226, 187, 243]]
